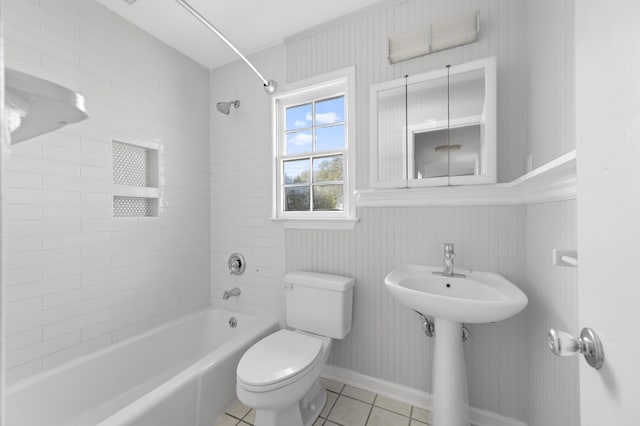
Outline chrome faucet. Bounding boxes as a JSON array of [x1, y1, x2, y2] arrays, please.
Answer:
[[223, 287, 241, 300], [434, 243, 466, 278]]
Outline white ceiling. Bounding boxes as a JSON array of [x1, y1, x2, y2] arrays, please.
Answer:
[[96, 0, 378, 70]]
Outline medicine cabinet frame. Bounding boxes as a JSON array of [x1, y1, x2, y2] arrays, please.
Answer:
[[369, 56, 497, 189]]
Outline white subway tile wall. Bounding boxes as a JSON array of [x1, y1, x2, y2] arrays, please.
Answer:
[[4, 0, 210, 383], [209, 45, 286, 323]]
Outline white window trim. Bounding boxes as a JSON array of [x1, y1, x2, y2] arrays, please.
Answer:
[[272, 67, 357, 230]]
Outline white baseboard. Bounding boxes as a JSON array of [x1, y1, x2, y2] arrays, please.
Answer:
[[322, 365, 527, 426]]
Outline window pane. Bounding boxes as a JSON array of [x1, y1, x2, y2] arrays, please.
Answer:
[[284, 159, 310, 184], [285, 186, 310, 211], [313, 155, 343, 183], [315, 96, 344, 125], [313, 184, 344, 211], [315, 125, 345, 152], [286, 103, 312, 130], [286, 131, 312, 155]]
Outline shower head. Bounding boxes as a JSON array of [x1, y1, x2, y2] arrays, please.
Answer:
[[216, 100, 240, 115]]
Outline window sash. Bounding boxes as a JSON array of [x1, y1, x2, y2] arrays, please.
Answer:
[[279, 151, 346, 213], [273, 69, 355, 221]]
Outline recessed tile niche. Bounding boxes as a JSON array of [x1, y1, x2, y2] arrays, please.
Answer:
[[112, 140, 160, 217]]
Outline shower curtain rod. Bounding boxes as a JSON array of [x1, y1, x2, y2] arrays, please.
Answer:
[[174, 0, 277, 94]]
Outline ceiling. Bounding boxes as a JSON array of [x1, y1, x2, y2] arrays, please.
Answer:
[[96, 0, 378, 70]]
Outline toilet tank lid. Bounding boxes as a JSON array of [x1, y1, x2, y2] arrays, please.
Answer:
[[285, 271, 355, 291]]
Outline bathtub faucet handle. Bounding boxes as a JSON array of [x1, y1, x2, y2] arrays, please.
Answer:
[[229, 259, 240, 274], [223, 287, 241, 300], [228, 253, 246, 275]]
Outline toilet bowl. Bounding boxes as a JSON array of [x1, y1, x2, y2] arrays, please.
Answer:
[[236, 330, 332, 426], [235, 271, 354, 426]]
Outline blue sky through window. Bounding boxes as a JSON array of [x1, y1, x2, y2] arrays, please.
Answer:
[[316, 125, 345, 152], [286, 131, 312, 155], [315, 97, 344, 125], [286, 103, 312, 130], [285, 96, 345, 132]]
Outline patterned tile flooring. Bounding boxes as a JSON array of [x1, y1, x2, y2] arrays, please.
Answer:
[[214, 378, 433, 426]]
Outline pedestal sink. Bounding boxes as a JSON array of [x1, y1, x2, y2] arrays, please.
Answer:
[[384, 264, 528, 426]]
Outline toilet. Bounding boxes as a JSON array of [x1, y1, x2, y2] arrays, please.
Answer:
[[236, 271, 354, 426]]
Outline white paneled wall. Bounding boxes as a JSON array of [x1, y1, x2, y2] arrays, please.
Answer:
[[525, 200, 579, 426], [286, 206, 529, 420], [3, 0, 210, 384], [525, 0, 575, 169], [286, 0, 528, 185], [282, 1, 578, 424], [209, 46, 286, 323]]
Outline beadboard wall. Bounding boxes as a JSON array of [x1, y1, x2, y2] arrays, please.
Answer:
[[285, 201, 579, 424], [524, 0, 575, 170], [3, 0, 210, 384], [525, 200, 579, 426], [285, 0, 528, 185], [282, 0, 578, 424], [209, 45, 286, 322], [286, 206, 529, 420]]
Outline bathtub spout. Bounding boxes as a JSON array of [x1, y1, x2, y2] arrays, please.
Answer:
[[223, 287, 241, 300]]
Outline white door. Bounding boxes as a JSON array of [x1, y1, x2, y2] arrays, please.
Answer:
[[576, 1, 640, 424]]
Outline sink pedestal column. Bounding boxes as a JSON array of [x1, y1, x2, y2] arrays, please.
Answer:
[[432, 318, 470, 426]]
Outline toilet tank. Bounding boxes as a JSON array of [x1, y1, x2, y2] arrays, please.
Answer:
[[285, 271, 354, 339]]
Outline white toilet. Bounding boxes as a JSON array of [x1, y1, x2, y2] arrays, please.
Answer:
[[236, 271, 354, 426]]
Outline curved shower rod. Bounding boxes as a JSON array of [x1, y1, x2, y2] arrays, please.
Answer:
[[174, 0, 277, 94]]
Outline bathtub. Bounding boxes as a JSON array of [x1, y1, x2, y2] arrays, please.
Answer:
[[5, 308, 279, 426]]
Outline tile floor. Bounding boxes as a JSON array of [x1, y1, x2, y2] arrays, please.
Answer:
[[214, 378, 432, 426]]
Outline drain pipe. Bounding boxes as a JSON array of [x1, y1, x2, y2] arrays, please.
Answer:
[[414, 311, 469, 341], [415, 311, 435, 337]]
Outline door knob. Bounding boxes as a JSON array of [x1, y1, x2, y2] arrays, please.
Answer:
[[547, 327, 604, 369]]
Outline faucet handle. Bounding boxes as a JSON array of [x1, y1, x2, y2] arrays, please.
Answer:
[[441, 243, 454, 252]]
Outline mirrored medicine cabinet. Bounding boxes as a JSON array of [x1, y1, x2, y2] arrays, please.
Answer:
[[370, 57, 496, 189]]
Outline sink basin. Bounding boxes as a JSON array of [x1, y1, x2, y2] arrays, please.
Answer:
[[384, 264, 528, 323]]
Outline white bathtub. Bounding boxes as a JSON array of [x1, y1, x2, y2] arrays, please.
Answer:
[[5, 308, 278, 426]]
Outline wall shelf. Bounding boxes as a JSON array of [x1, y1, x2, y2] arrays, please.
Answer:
[[356, 150, 576, 207], [111, 140, 161, 217]]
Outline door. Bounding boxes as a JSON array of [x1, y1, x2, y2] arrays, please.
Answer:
[[576, 0, 640, 424]]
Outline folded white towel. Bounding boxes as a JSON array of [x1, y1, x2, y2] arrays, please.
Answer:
[[431, 10, 479, 52], [388, 27, 431, 64]]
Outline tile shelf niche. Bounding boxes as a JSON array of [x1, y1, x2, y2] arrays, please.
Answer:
[[356, 150, 576, 207], [111, 139, 161, 217]]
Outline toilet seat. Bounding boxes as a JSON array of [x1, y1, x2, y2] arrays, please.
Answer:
[[237, 330, 324, 390]]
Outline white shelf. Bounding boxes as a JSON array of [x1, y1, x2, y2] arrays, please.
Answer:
[[356, 150, 576, 207], [112, 185, 160, 199], [412, 115, 484, 134]]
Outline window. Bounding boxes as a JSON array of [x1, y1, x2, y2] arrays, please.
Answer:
[[273, 68, 356, 229]]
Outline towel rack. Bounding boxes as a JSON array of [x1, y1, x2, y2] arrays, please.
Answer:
[[553, 249, 578, 267]]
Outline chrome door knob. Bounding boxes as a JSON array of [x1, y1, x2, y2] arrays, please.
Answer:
[[547, 327, 604, 369]]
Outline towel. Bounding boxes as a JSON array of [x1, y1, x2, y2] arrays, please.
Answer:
[[388, 27, 431, 64], [431, 10, 479, 52]]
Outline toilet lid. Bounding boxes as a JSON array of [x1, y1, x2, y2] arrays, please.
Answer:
[[237, 330, 323, 387]]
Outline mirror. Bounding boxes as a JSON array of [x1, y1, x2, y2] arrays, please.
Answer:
[[370, 57, 496, 188]]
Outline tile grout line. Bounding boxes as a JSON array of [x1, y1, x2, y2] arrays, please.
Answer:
[[220, 379, 433, 426], [327, 382, 346, 425], [363, 393, 378, 426]]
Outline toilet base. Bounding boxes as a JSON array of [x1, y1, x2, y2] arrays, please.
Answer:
[[254, 380, 327, 426]]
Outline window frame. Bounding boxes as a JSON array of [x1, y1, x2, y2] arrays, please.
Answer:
[[272, 67, 357, 228]]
